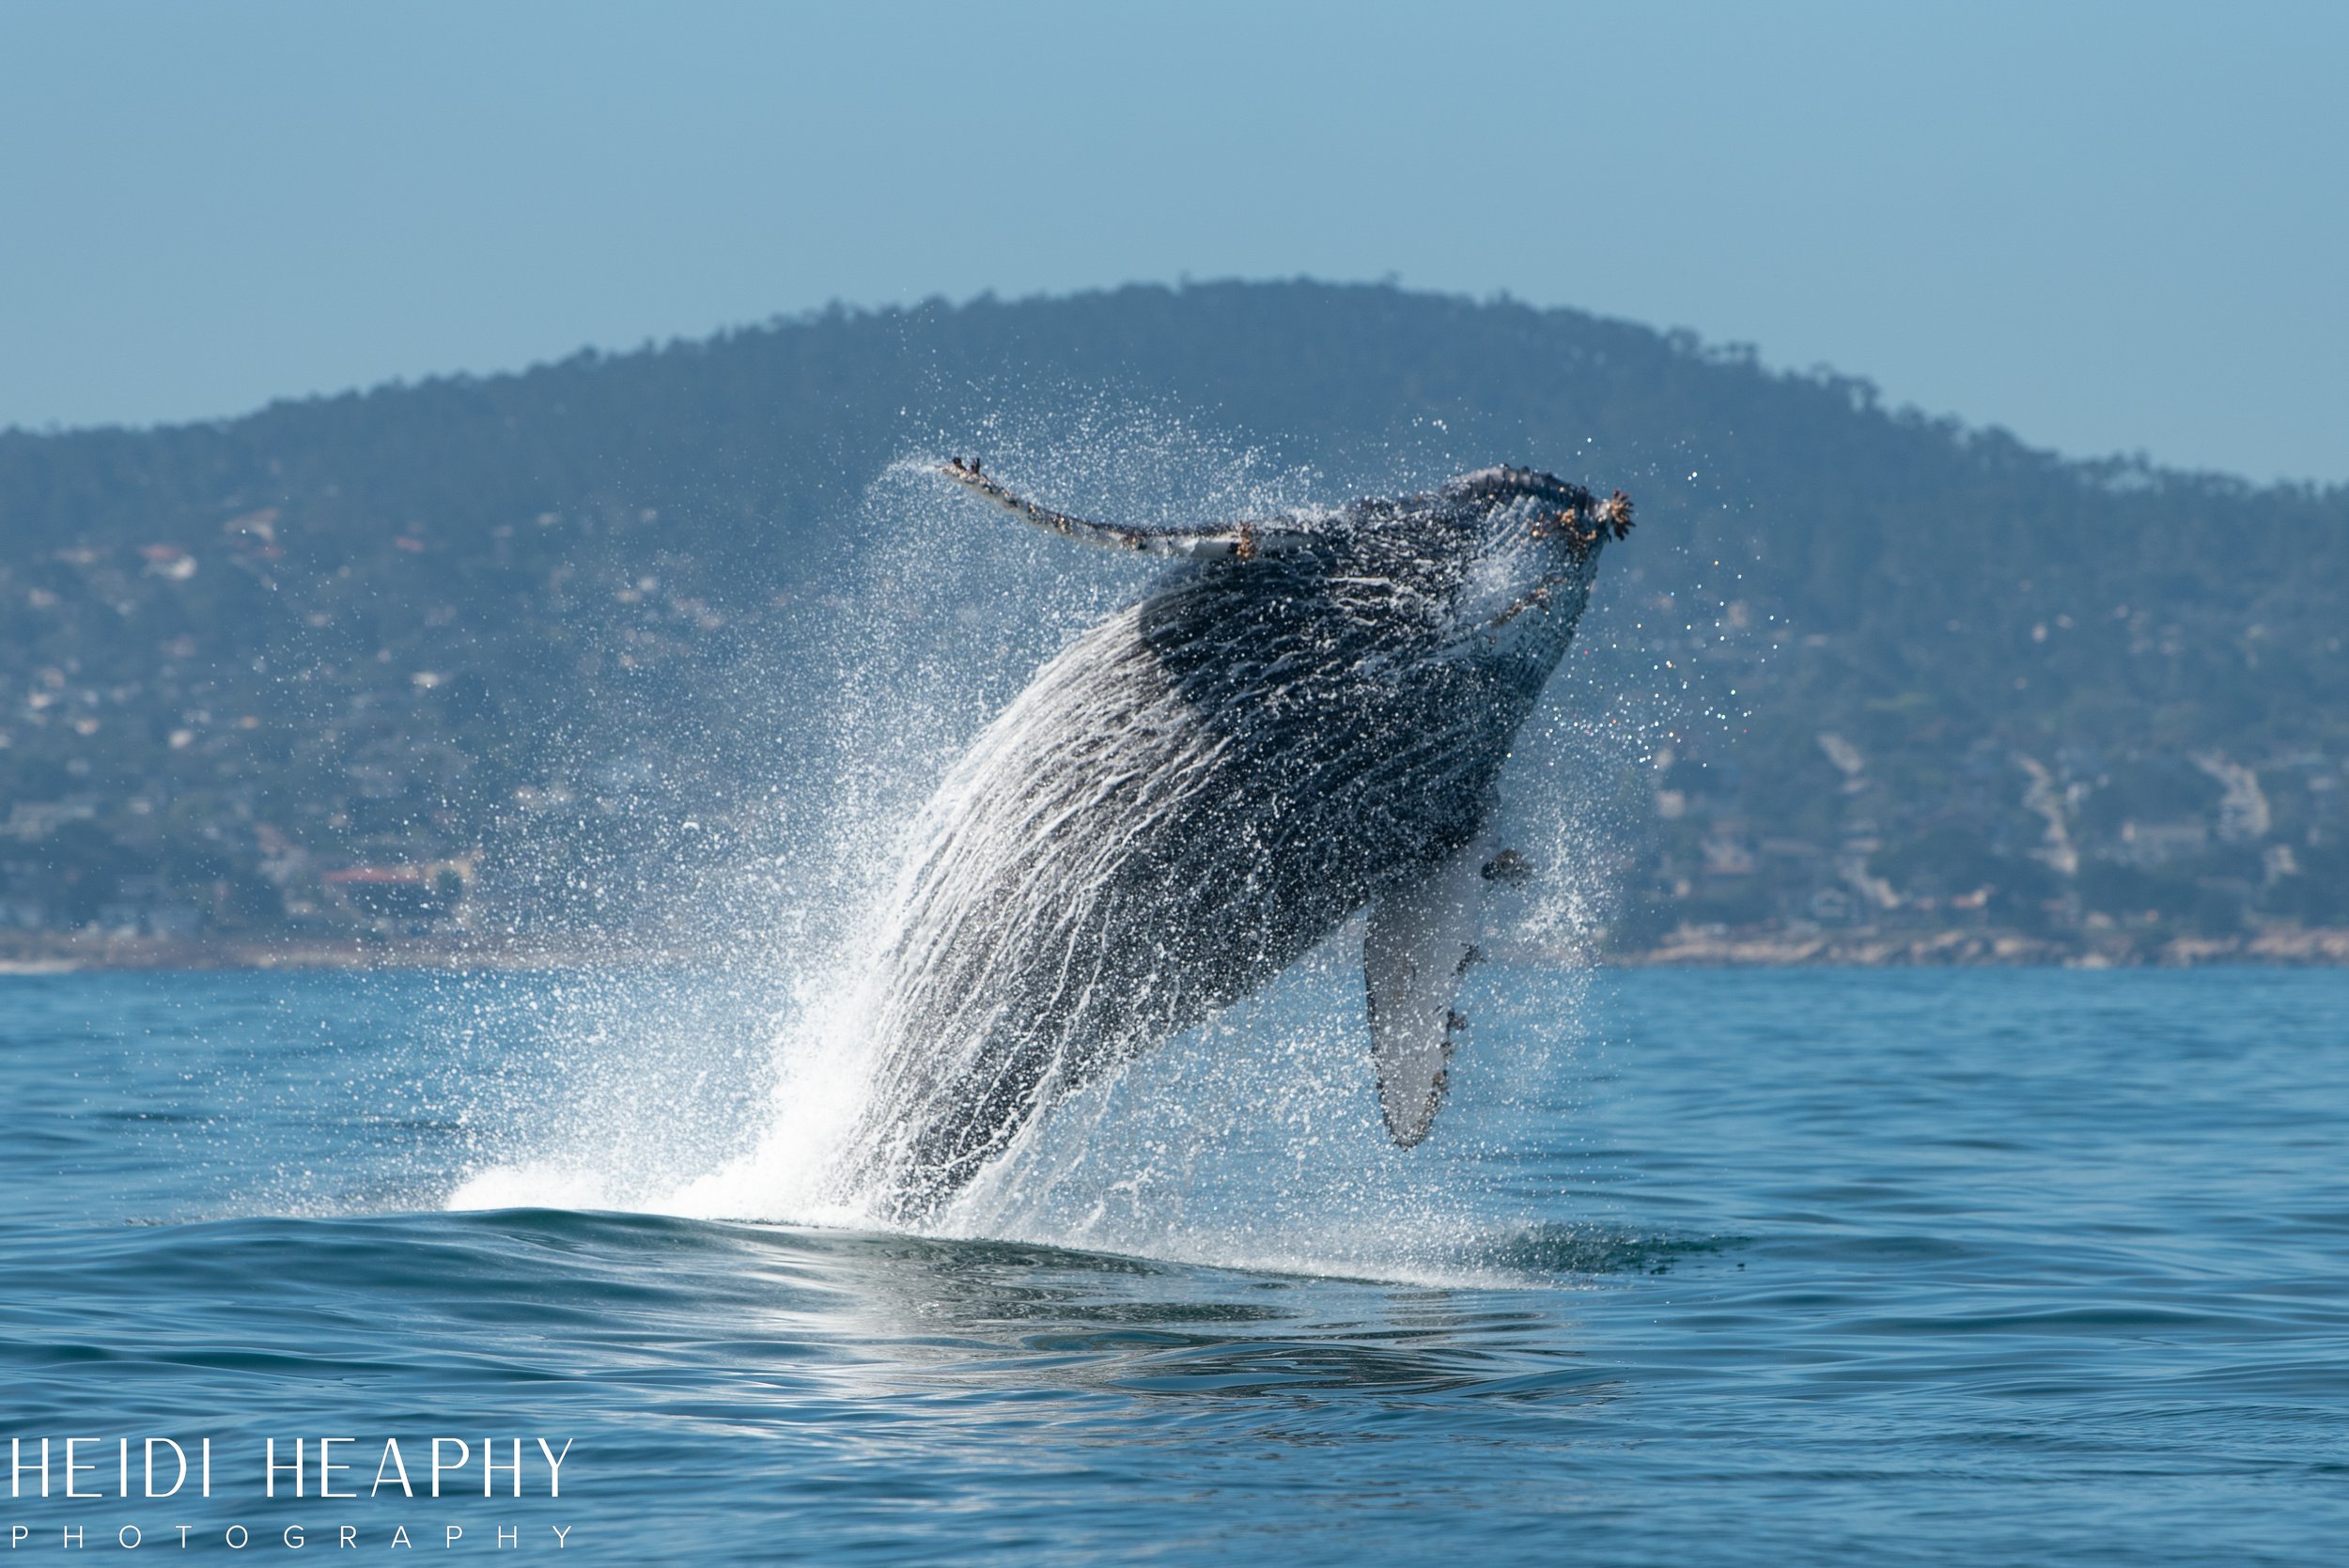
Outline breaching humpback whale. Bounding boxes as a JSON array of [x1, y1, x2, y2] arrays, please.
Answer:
[[845, 459, 1633, 1219]]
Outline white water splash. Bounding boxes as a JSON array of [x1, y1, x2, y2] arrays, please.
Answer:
[[445, 406, 1660, 1281]]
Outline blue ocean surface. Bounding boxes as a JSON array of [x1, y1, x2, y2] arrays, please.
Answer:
[[3, 965, 2347, 1563]]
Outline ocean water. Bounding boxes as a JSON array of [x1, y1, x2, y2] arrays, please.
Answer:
[[4, 964, 2347, 1563]]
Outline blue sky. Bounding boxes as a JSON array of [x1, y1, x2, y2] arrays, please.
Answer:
[[3, 0, 2341, 483]]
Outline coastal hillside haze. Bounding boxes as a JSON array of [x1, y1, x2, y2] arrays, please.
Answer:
[[3, 281, 2344, 958]]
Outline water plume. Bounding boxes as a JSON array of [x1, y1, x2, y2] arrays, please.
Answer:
[[447, 405, 1667, 1282]]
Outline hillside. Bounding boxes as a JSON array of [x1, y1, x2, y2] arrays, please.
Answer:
[[3, 281, 2345, 961]]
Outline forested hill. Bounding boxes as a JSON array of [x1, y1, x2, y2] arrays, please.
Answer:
[[4, 281, 2345, 957]]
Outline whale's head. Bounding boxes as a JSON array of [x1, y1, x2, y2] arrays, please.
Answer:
[[1416, 467, 1633, 675]]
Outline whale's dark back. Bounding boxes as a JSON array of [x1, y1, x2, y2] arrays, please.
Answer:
[[841, 489, 1586, 1218]]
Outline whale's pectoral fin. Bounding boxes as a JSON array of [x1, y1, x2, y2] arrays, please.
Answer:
[[1364, 834, 1488, 1148], [938, 458, 1307, 560]]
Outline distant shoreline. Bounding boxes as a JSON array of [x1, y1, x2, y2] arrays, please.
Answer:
[[6, 927, 2347, 974], [1603, 925, 2349, 969], [0, 932, 696, 974]]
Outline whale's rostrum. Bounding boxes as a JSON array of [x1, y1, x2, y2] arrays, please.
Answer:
[[841, 459, 1633, 1220]]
